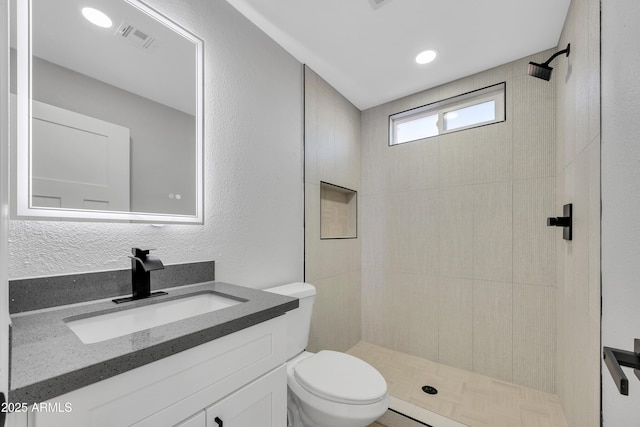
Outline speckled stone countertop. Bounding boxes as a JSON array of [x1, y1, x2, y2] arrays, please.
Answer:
[[9, 281, 298, 404]]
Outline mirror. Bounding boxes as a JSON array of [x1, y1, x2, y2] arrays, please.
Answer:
[[13, 0, 203, 223]]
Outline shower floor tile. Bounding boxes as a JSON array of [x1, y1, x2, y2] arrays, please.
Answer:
[[351, 341, 567, 427]]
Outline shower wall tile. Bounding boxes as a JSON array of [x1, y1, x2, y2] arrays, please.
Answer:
[[385, 190, 440, 276], [305, 75, 319, 185], [513, 283, 555, 393], [385, 142, 412, 192], [512, 75, 556, 179], [473, 62, 513, 89], [361, 145, 385, 197], [408, 138, 439, 190], [361, 267, 391, 346], [588, 142, 600, 322], [439, 131, 474, 187], [360, 194, 385, 271], [472, 280, 513, 382], [438, 277, 473, 371], [358, 51, 557, 394], [316, 79, 336, 181], [304, 66, 361, 352], [439, 186, 474, 278], [570, 149, 591, 311], [304, 182, 321, 282], [308, 272, 360, 352], [470, 123, 513, 184], [389, 273, 440, 361], [472, 182, 513, 283], [588, 0, 600, 145], [513, 177, 556, 286]]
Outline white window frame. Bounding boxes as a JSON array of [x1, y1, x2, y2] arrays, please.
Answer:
[[389, 82, 506, 146]]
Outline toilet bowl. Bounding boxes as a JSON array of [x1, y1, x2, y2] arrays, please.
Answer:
[[286, 351, 389, 427], [264, 283, 389, 427]]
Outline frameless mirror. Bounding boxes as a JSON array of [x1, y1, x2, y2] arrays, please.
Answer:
[[12, 0, 203, 223]]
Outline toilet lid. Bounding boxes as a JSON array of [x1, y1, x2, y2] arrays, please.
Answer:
[[293, 351, 387, 405]]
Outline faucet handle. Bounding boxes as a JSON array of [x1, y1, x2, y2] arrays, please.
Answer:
[[132, 248, 155, 258]]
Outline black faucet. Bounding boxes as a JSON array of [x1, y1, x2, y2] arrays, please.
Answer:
[[113, 248, 167, 304]]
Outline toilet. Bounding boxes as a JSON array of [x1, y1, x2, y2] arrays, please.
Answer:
[[265, 283, 389, 427]]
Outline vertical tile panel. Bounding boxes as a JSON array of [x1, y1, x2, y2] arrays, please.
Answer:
[[408, 189, 440, 276], [347, 268, 362, 348], [472, 182, 512, 283], [304, 183, 321, 282], [438, 277, 473, 370], [316, 75, 336, 182], [471, 123, 513, 185], [392, 274, 440, 361], [472, 280, 513, 382], [385, 142, 411, 192], [408, 137, 439, 190], [439, 131, 474, 187], [513, 177, 556, 286], [512, 75, 556, 180], [361, 266, 391, 346], [439, 186, 474, 278], [304, 68, 318, 185], [513, 283, 555, 393]]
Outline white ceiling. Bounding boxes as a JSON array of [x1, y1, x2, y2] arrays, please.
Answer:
[[225, 0, 571, 110]]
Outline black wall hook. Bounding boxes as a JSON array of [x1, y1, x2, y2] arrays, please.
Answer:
[[547, 203, 572, 240]]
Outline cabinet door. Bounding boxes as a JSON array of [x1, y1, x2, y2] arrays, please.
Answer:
[[175, 411, 206, 427], [206, 365, 286, 427]]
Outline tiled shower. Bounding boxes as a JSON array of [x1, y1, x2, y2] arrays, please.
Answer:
[[304, 0, 600, 423]]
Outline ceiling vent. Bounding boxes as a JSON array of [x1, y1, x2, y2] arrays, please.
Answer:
[[369, 0, 391, 9], [116, 23, 155, 49]]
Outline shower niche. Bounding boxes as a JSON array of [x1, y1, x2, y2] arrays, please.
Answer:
[[320, 182, 357, 239]]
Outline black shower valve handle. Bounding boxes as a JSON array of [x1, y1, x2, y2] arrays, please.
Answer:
[[547, 203, 572, 240], [547, 216, 570, 227]]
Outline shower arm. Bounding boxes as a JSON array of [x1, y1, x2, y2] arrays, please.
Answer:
[[542, 44, 571, 66]]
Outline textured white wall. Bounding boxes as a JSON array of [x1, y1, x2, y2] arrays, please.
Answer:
[[7, 0, 304, 288], [602, 0, 640, 424]]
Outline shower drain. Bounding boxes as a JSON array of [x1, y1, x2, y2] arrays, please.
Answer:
[[421, 385, 438, 395]]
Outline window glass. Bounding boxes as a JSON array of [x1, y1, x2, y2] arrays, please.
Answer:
[[444, 100, 496, 131], [395, 114, 438, 144]]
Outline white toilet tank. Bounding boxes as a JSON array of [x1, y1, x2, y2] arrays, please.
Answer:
[[264, 282, 316, 360]]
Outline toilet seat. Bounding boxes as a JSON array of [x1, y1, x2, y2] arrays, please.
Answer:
[[293, 350, 387, 405]]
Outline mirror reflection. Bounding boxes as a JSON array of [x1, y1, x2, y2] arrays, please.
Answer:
[[13, 0, 203, 221]]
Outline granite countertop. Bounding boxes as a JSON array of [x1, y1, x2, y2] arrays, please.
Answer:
[[9, 281, 298, 404]]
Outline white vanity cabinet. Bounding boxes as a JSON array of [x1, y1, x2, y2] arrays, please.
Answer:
[[204, 365, 286, 427], [12, 315, 288, 427], [174, 411, 206, 427]]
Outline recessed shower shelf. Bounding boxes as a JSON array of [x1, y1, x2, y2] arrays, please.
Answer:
[[320, 182, 357, 239]]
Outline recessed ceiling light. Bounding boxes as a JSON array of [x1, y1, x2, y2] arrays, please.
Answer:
[[416, 49, 437, 65], [82, 7, 113, 28]]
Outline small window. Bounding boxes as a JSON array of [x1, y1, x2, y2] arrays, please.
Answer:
[[389, 83, 505, 146]]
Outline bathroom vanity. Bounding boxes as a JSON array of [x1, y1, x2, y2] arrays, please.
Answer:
[[7, 282, 297, 427]]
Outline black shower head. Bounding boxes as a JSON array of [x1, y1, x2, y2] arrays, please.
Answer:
[[527, 43, 570, 81], [528, 62, 553, 81]]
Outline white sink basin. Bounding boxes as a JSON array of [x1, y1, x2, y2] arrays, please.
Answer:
[[65, 292, 244, 344]]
